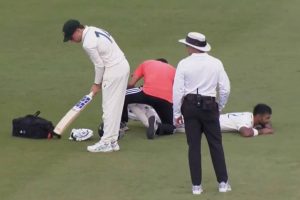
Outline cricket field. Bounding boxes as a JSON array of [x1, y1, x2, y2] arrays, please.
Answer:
[[0, 0, 299, 199]]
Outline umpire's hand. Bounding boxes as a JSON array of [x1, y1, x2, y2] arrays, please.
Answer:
[[175, 116, 184, 126]]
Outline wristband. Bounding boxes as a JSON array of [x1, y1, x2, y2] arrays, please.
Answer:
[[252, 128, 258, 136]]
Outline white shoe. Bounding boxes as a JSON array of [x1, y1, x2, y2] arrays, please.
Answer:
[[192, 185, 203, 195], [175, 124, 185, 133], [111, 140, 120, 151], [69, 128, 93, 141], [87, 141, 113, 153], [218, 182, 232, 192]]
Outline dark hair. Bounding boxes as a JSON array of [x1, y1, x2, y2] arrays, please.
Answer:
[[79, 24, 85, 29], [253, 104, 272, 115], [156, 58, 168, 63]]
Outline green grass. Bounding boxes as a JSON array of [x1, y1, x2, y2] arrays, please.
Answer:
[[1, 0, 300, 199]]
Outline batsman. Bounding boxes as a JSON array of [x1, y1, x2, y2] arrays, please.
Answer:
[[62, 19, 130, 153]]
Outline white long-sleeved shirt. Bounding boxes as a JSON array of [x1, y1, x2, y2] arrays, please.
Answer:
[[173, 53, 230, 119], [220, 112, 253, 131], [82, 26, 125, 84]]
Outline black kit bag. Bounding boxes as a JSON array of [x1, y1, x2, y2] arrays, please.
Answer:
[[12, 111, 59, 139]]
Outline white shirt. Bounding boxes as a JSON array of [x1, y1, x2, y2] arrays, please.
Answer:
[[220, 112, 254, 131], [82, 26, 125, 84], [173, 53, 230, 118]]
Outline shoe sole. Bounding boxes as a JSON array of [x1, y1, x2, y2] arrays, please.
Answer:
[[219, 187, 232, 192], [146, 116, 155, 139], [111, 143, 120, 151], [87, 149, 113, 153], [192, 190, 203, 195], [87, 146, 113, 153], [120, 127, 129, 132], [192, 191, 202, 195], [219, 189, 231, 192], [112, 147, 120, 151]]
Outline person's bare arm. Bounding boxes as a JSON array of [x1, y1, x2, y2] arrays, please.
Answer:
[[239, 126, 274, 137], [255, 123, 274, 135], [258, 127, 274, 135], [239, 127, 255, 137], [264, 123, 273, 129], [127, 74, 141, 88]]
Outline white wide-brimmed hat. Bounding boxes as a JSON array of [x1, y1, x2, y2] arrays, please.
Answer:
[[179, 32, 211, 52]]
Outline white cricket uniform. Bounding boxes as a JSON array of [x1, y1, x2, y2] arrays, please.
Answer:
[[176, 112, 254, 133], [219, 112, 254, 132], [82, 26, 130, 142], [128, 104, 161, 127]]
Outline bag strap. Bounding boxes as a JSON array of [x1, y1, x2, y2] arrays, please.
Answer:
[[34, 111, 41, 117], [32, 110, 62, 139]]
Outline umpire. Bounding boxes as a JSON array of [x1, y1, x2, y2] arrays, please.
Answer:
[[173, 32, 231, 194]]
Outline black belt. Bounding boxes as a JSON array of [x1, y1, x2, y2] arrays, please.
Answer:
[[184, 94, 215, 101]]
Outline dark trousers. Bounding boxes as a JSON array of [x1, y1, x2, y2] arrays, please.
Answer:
[[121, 89, 175, 134], [181, 95, 228, 185]]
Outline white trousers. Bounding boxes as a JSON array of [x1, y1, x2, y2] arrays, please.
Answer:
[[128, 104, 161, 127], [101, 59, 129, 142], [127, 103, 185, 133]]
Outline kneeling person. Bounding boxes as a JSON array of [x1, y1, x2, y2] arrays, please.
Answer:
[[121, 59, 176, 139]]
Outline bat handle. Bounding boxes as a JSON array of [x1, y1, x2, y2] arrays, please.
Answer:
[[52, 132, 61, 139], [88, 92, 94, 98]]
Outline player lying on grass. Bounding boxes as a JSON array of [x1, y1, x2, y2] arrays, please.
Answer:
[[219, 103, 273, 137], [128, 103, 274, 137]]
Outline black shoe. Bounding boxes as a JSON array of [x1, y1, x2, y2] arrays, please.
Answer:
[[118, 129, 125, 140], [120, 122, 129, 132], [146, 116, 156, 139], [98, 122, 104, 138], [99, 122, 125, 140]]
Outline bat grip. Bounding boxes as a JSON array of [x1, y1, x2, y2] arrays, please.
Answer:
[[52, 132, 61, 139], [88, 92, 94, 98]]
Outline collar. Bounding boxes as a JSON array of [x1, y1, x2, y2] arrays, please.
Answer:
[[190, 52, 208, 57]]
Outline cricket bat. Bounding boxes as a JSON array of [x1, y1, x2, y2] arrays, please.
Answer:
[[54, 92, 94, 136]]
